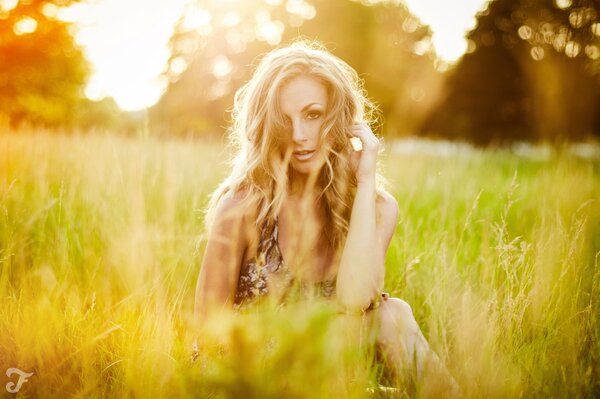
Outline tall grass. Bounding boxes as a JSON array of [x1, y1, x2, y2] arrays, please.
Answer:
[[0, 130, 598, 398]]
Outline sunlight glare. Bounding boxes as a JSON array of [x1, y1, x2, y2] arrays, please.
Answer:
[[403, 0, 491, 63], [66, 0, 493, 111], [68, 0, 188, 111]]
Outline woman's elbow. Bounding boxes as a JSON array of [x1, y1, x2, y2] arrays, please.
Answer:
[[336, 273, 383, 312], [336, 288, 378, 314]]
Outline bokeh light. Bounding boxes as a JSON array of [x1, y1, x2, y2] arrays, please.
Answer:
[[13, 16, 38, 35], [565, 40, 580, 57], [0, 0, 17, 12], [555, 0, 572, 10]]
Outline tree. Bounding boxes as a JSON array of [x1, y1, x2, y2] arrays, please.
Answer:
[[421, 0, 600, 144], [0, 0, 90, 128], [151, 0, 298, 135], [281, 0, 442, 137], [152, 0, 440, 137]]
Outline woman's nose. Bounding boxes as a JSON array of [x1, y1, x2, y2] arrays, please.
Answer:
[[291, 120, 307, 143]]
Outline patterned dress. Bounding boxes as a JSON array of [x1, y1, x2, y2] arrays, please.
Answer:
[[233, 216, 336, 309]]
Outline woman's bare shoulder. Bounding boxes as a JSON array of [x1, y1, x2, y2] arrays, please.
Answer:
[[214, 187, 257, 225], [212, 187, 260, 250]]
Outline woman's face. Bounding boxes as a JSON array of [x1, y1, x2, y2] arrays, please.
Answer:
[[278, 74, 330, 176]]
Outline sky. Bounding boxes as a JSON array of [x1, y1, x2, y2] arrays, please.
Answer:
[[403, 0, 490, 62], [66, 0, 490, 111]]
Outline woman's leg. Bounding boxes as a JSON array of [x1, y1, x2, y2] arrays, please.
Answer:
[[374, 297, 460, 395], [376, 298, 430, 380]]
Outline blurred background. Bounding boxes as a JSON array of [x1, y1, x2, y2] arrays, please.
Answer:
[[1, 0, 600, 145]]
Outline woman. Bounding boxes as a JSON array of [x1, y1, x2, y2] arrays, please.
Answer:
[[193, 40, 456, 393]]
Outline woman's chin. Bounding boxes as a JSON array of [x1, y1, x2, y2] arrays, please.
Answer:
[[291, 165, 314, 175], [290, 158, 325, 176]]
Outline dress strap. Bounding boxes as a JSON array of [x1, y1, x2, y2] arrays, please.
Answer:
[[256, 216, 280, 263]]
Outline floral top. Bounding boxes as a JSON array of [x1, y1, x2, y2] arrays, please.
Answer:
[[233, 216, 336, 309]]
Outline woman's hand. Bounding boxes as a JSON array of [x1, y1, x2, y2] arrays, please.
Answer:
[[348, 121, 380, 184]]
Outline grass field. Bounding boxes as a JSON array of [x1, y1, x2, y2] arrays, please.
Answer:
[[1, 130, 599, 398]]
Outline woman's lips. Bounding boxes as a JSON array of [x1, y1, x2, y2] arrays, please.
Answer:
[[293, 150, 315, 161]]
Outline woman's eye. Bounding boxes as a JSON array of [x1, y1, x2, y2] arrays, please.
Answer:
[[306, 111, 321, 120]]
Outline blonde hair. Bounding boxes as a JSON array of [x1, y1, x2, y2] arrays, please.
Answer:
[[204, 39, 385, 256]]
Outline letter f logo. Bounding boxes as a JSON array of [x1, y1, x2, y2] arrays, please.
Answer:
[[6, 368, 34, 393]]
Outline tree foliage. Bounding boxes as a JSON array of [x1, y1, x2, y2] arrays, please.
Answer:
[[0, 0, 90, 127], [422, 0, 600, 144], [152, 0, 441, 137]]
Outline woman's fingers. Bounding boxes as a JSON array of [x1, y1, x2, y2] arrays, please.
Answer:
[[350, 136, 363, 151], [349, 122, 379, 151], [347, 121, 380, 183], [349, 144, 361, 171]]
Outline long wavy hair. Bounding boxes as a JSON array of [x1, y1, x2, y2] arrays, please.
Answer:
[[204, 39, 385, 259]]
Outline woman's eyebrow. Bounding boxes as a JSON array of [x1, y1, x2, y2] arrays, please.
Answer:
[[281, 102, 323, 117], [301, 102, 322, 112]]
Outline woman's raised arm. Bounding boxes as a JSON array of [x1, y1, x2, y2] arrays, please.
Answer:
[[336, 122, 399, 313]]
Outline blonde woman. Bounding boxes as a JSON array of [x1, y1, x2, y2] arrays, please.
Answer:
[[193, 40, 457, 393]]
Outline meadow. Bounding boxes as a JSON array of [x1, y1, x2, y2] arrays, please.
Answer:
[[0, 130, 598, 398]]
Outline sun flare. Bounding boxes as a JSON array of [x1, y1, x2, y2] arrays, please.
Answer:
[[69, 0, 489, 111]]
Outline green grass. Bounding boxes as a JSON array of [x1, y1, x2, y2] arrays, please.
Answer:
[[1, 130, 598, 398]]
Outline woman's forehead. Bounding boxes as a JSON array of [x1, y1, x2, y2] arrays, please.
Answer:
[[279, 75, 328, 114]]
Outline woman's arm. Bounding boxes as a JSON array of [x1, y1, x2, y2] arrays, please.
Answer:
[[336, 123, 399, 313], [194, 193, 250, 321]]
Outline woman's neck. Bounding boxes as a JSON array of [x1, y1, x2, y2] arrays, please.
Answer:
[[285, 180, 327, 234], [287, 169, 320, 200]]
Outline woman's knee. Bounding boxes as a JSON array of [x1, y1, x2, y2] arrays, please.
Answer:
[[382, 298, 414, 321], [377, 297, 417, 339]]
